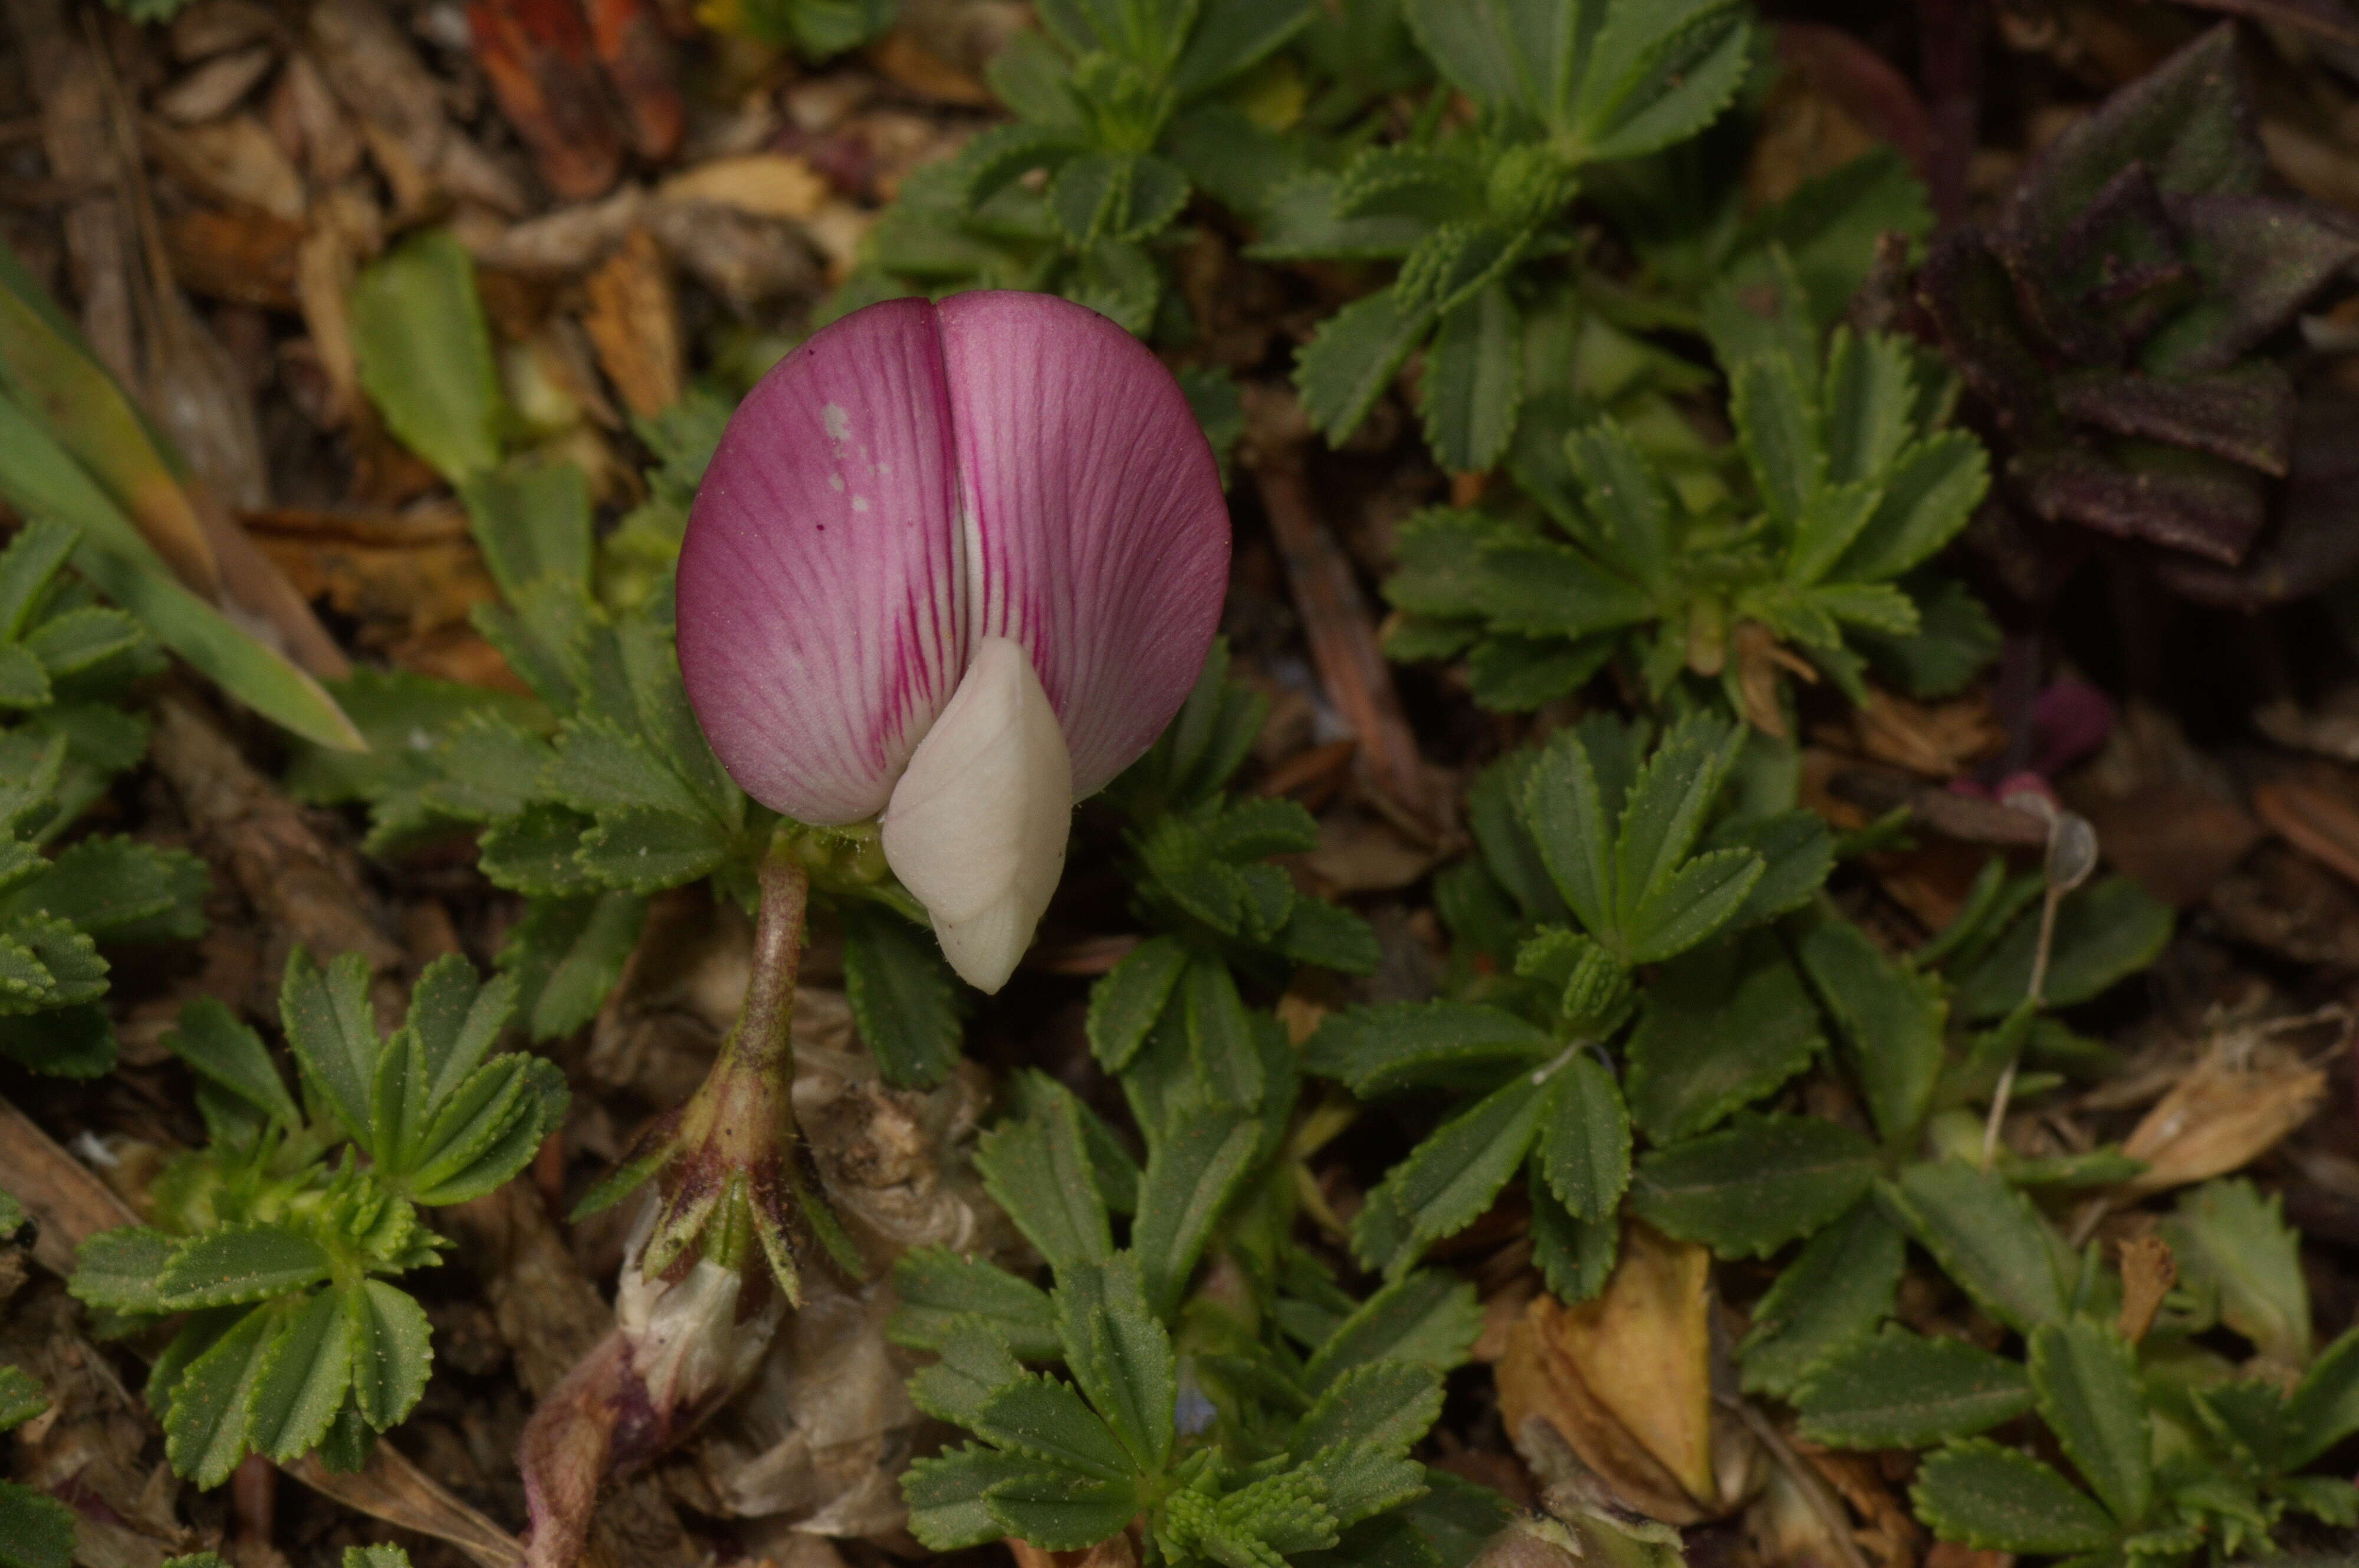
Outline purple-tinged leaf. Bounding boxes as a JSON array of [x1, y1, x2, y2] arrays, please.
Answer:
[[2052, 363, 2295, 475], [2013, 441, 2266, 564]]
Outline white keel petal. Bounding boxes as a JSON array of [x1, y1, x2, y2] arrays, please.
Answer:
[[881, 636, 1072, 992]]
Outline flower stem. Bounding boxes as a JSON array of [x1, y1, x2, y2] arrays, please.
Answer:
[[726, 834, 811, 1082], [639, 828, 819, 1292]]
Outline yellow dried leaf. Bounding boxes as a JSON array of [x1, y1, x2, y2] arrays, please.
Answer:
[[659, 153, 829, 222]]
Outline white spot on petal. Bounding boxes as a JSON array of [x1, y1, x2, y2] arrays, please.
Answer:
[[827, 474, 845, 492], [851, 495, 870, 513], [822, 402, 851, 442], [881, 637, 1070, 993]]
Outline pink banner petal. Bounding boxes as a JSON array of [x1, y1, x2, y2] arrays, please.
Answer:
[[679, 291, 1230, 823], [938, 291, 1229, 795], [678, 298, 968, 824]]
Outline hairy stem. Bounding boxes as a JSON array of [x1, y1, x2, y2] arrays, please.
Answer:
[[726, 837, 811, 1081]]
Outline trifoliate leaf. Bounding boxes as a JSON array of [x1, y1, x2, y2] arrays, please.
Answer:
[[1793, 1327, 2034, 1449]]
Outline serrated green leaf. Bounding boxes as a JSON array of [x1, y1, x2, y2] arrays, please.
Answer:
[[2162, 1179, 2310, 1368], [2029, 1319, 2151, 1526], [1300, 1001, 1553, 1099], [1573, 0, 1752, 162], [165, 1303, 278, 1486], [903, 1446, 1041, 1551], [0, 1481, 74, 1568], [575, 807, 732, 893], [890, 1247, 1060, 1362], [0, 1365, 45, 1432], [346, 1280, 432, 1431], [1833, 431, 1989, 584], [402, 1055, 566, 1205], [1910, 1441, 2116, 1554], [1296, 286, 1433, 444], [0, 834, 205, 944], [985, 1465, 1143, 1552], [1054, 1254, 1174, 1476], [157, 1225, 331, 1310], [1797, 916, 1947, 1147], [976, 1094, 1113, 1273], [1625, 847, 1762, 964], [1953, 877, 2172, 1022], [1733, 353, 1822, 529], [2280, 1326, 2359, 1470], [1522, 729, 1617, 941], [247, 1289, 355, 1464], [1295, 1441, 1428, 1529], [456, 461, 592, 602], [164, 998, 300, 1131], [1795, 1327, 2034, 1448], [498, 891, 645, 1042], [1738, 1201, 1904, 1398], [279, 949, 382, 1143], [909, 1319, 1031, 1429], [1302, 1270, 1482, 1394], [1354, 1074, 1544, 1271], [841, 904, 965, 1089], [1292, 1360, 1444, 1459], [1630, 1112, 1877, 1258], [1539, 1055, 1629, 1221], [1423, 282, 1523, 475], [1625, 934, 1823, 1143], [1530, 1172, 1619, 1304], [1133, 1106, 1261, 1316], [68, 1225, 173, 1315], [1882, 1161, 2068, 1334], [975, 1376, 1136, 1485]]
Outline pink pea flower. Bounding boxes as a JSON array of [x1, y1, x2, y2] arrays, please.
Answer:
[[676, 291, 1231, 991]]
